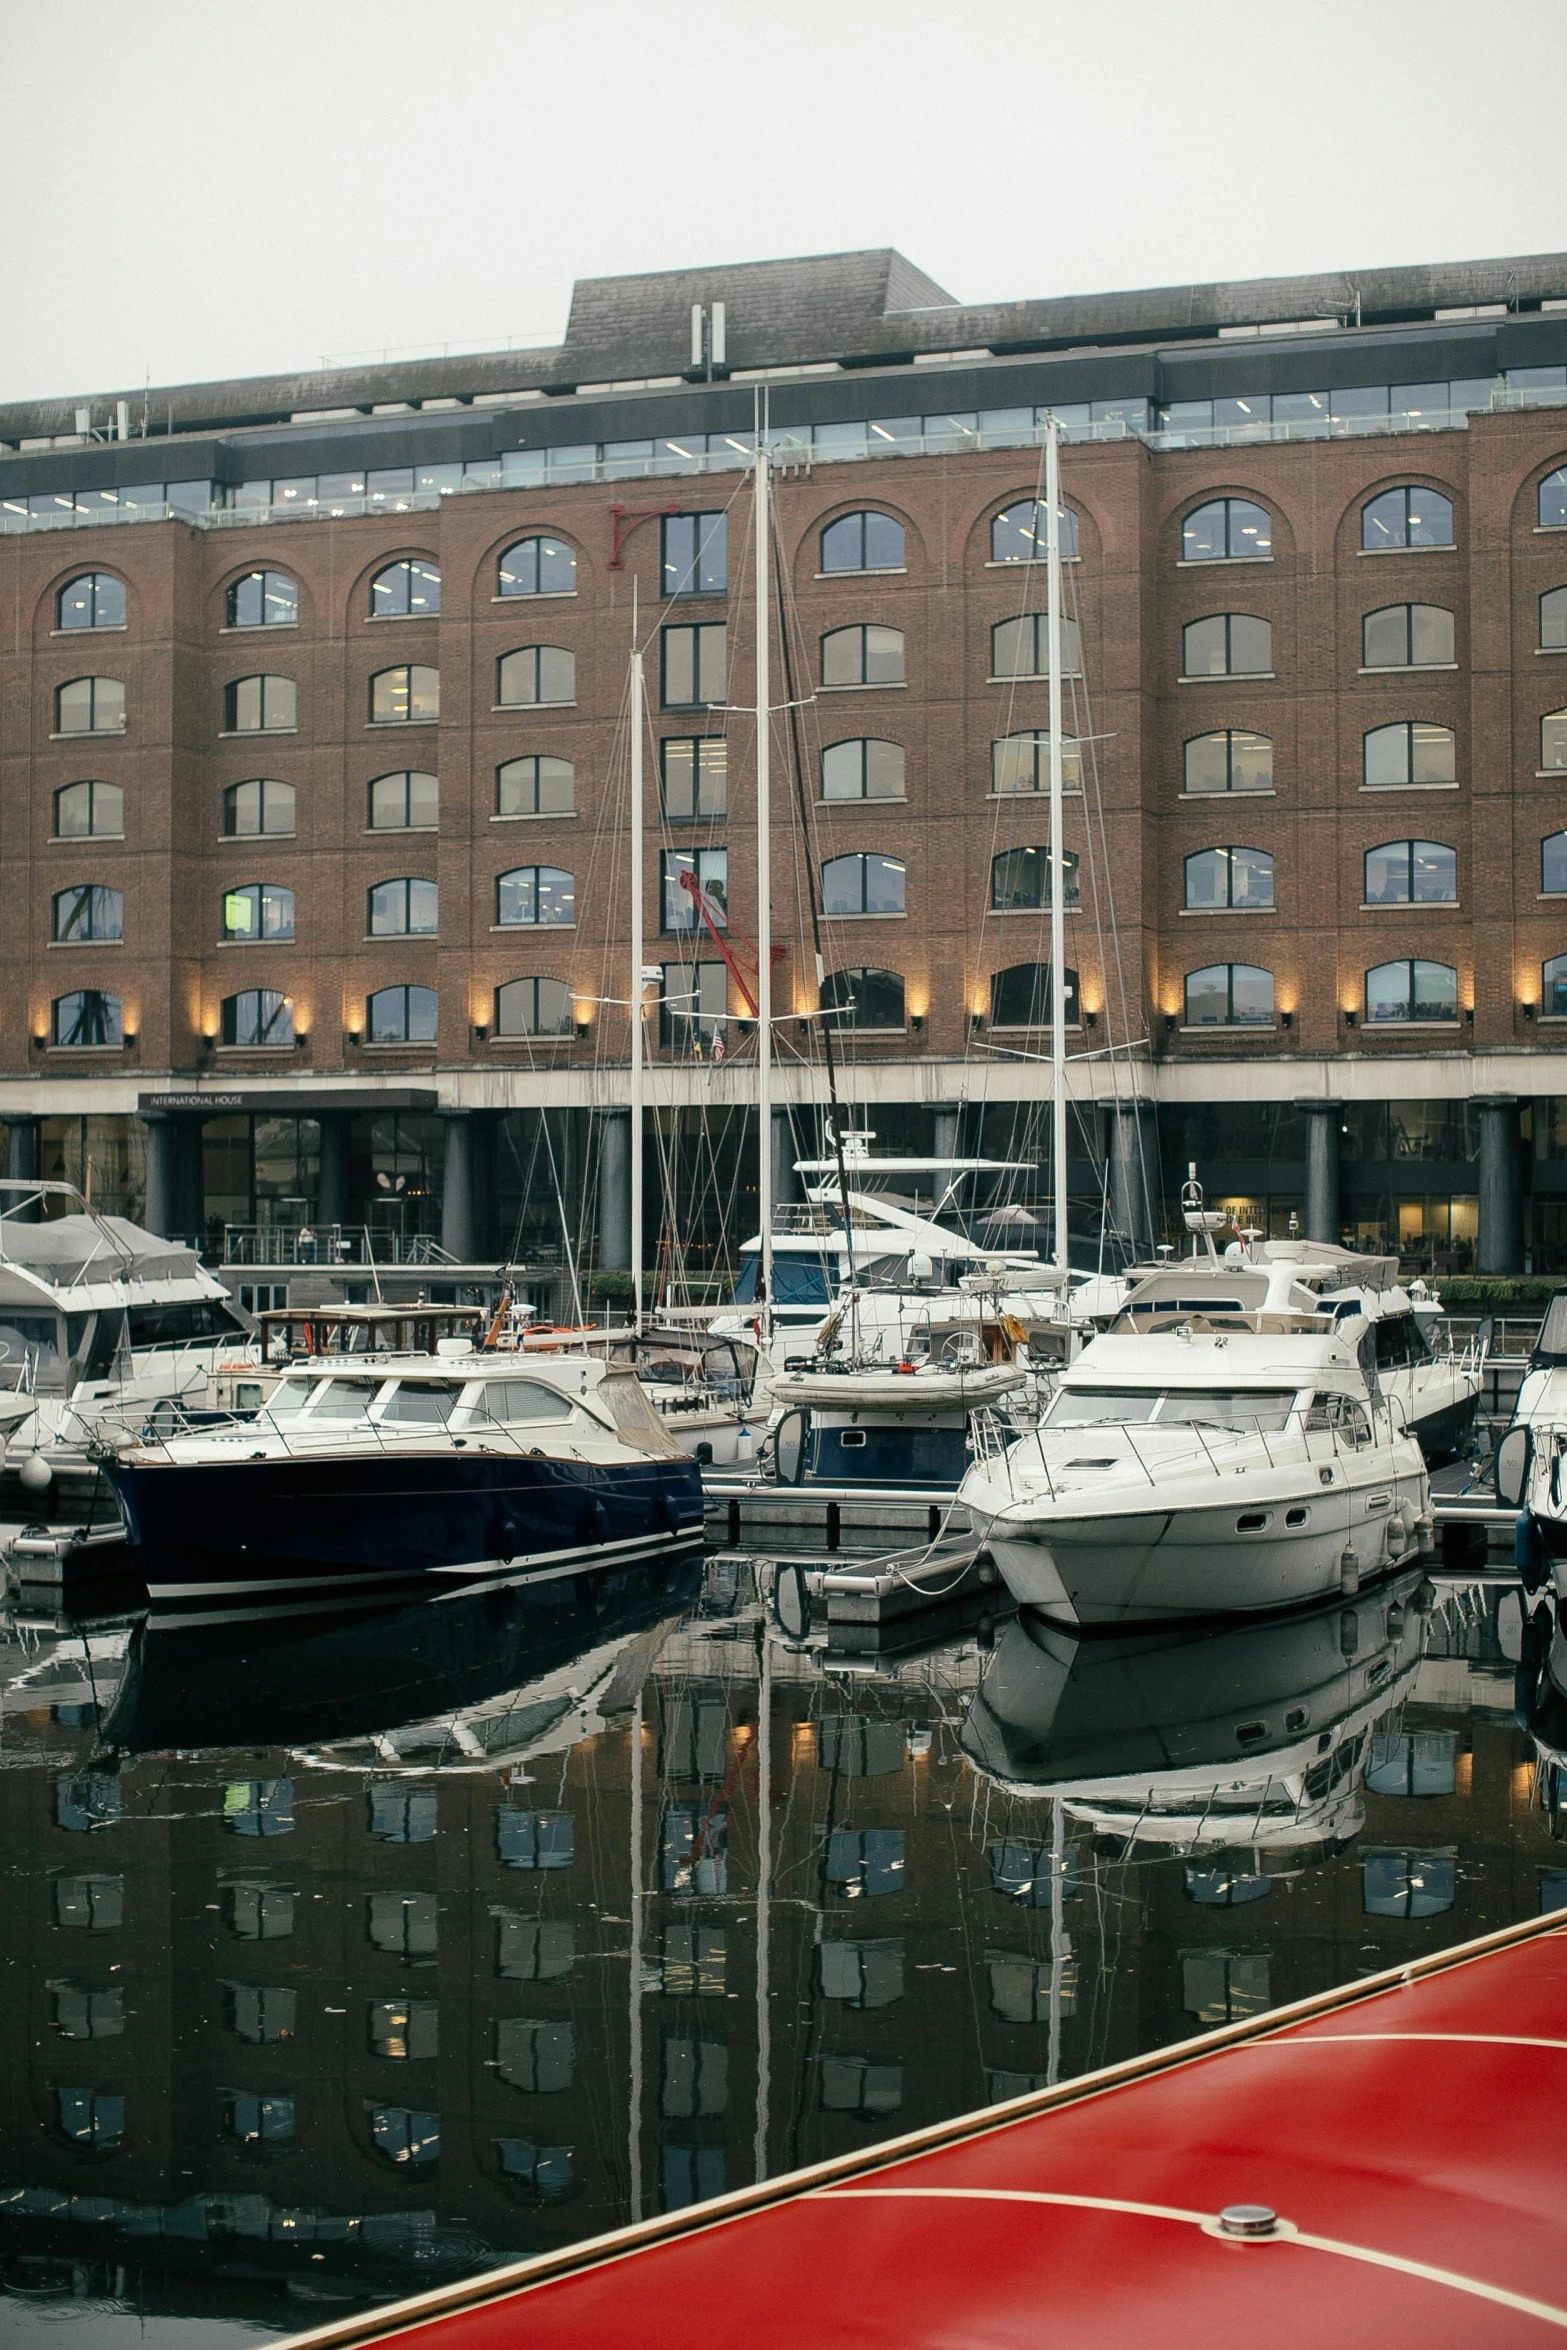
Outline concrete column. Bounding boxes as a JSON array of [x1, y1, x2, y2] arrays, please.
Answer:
[[771, 1108, 799, 1210], [173, 1118, 205, 1242], [317, 1112, 351, 1230], [440, 1111, 477, 1263], [142, 1114, 174, 1238], [932, 1104, 961, 1162], [1299, 1102, 1341, 1245], [1477, 1096, 1523, 1274], [6, 1117, 41, 1219], [598, 1109, 631, 1272], [1109, 1102, 1156, 1261]]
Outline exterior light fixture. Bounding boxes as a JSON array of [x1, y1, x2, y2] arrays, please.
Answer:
[[347, 1029, 361, 1048], [575, 1020, 590, 1039], [970, 1011, 985, 1033], [472, 1023, 489, 1042], [1084, 1007, 1099, 1029], [1280, 1009, 1294, 1029], [1343, 1007, 1358, 1028], [122, 1030, 137, 1050], [1163, 1013, 1176, 1034], [1523, 1000, 1537, 1021], [910, 1012, 925, 1034]]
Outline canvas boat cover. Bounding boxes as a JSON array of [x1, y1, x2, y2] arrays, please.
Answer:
[[0, 1213, 204, 1291]]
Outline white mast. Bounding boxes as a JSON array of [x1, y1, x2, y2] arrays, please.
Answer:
[[629, 628, 646, 1332], [755, 424, 774, 1328], [1046, 420, 1070, 1291]]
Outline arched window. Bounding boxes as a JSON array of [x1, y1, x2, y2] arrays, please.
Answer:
[[1542, 708, 1567, 771], [1544, 955, 1567, 1017], [499, 537, 577, 597], [1543, 832, 1567, 894], [1539, 466, 1567, 530], [821, 624, 905, 687], [1181, 499, 1272, 562], [820, 969, 905, 1031], [991, 732, 1083, 794], [1364, 840, 1456, 906], [1183, 964, 1274, 1026], [821, 853, 905, 916], [223, 779, 295, 837], [222, 882, 295, 941], [368, 771, 438, 830], [53, 780, 122, 838], [1183, 731, 1273, 794], [991, 963, 1079, 1028], [221, 989, 294, 1047], [499, 646, 574, 707], [57, 573, 126, 630], [226, 570, 297, 628], [990, 846, 1078, 911], [368, 878, 438, 936], [658, 740, 723, 821], [1542, 588, 1567, 651], [1362, 722, 1456, 788], [56, 678, 125, 734], [225, 674, 295, 731], [990, 500, 1079, 564], [496, 866, 575, 927], [371, 559, 441, 617], [1362, 486, 1454, 550], [1182, 615, 1272, 676], [367, 985, 438, 1045], [369, 665, 438, 723], [52, 991, 121, 1047], [820, 511, 904, 574], [990, 615, 1083, 679], [821, 740, 905, 801], [1183, 847, 1274, 910], [1362, 604, 1453, 668], [495, 977, 573, 1037], [1365, 960, 1458, 1023], [497, 756, 574, 817], [53, 884, 122, 942]]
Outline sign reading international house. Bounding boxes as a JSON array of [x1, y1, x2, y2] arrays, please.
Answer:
[[137, 1090, 438, 1116]]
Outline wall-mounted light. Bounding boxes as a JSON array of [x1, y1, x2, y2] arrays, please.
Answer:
[[347, 1028, 361, 1048], [122, 1030, 137, 1051], [1162, 1013, 1176, 1035], [1280, 1009, 1294, 1029], [575, 1020, 590, 1039], [294, 1031, 309, 1050], [1465, 1006, 1475, 1025], [30, 1031, 46, 1053], [472, 1022, 489, 1043], [910, 1012, 925, 1035], [1523, 999, 1537, 1021], [1343, 1007, 1358, 1028], [1084, 1007, 1099, 1030], [970, 1011, 985, 1033], [797, 1017, 810, 1036]]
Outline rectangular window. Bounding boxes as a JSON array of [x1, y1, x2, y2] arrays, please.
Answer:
[[660, 737, 727, 820], [662, 848, 728, 933], [661, 2035, 728, 2118], [663, 512, 728, 596], [659, 963, 728, 1051], [662, 623, 727, 709]]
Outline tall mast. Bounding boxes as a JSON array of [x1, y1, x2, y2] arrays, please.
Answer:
[[629, 626, 646, 1332], [755, 420, 774, 1329], [1046, 420, 1070, 1291]]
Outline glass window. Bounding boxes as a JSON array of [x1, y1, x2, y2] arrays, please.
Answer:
[[491, 1804, 574, 1872], [1365, 1729, 1459, 1796], [53, 780, 122, 837], [370, 664, 439, 722], [1184, 1867, 1271, 1907], [499, 645, 575, 706], [499, 537, 577, 596], [498, 2139, 575, 2199], [1541, 588, 1567, 651], [369, 877, 438, 935], [224, 675, 295, 732], [52, 884, 122, 942], [1181, 1952, 1271, 2024], [1542, 709, 1567, 770], [368, 1785, 438, 1841], [824, 1827, 904, 1899], [662, 512, 727, 596], [661, 2034, 728, 2118], [225, 1983, 295, 2041], [1361, 486, 1455, 550], [496, 2017, 574, 2094], [658, 1922, 725, 1996], [662, 849, 726, 932], [1544, 832, 1567, 893], [366, 985, 438, 1045], [1362, 722, 1457, 787], [226, 571, 297, 628], [496, 865, 575, 927], [369, 771, 439, 829], [52, 990, 121, 1047], [494, 977, 573, 1037], [660, 623, 726, 708], [221, 989, 294, 1047], [223, 883, 295, 941], [991, 731, 1083, 794], [818, 1938, 905, 2008], [223, 778, 295, 836], [57, 573, 126, 630], [223, 1885, 293, 1942], [659, 738, 726, 820], [1181, 498, 1272, 561], [822, 851, 905, 915], [496, 1915, 575, 1980], [991, 846, 1078, 910], [991, 614, 1083, 678], [821, 738, 905, 800], [56, 2088, 125, 2152], [1184, 963, 1275, 1025], [370, 559, 441, 618], [991, 962, 1079, 1027], [1365, 959, 1459, 1022], [659, 962, 728, 1051], [54, 1875, 123, 1930], [56, 1772, 122, 1831], [497, 755, 575, 817], [51, 1984, 125, 2040], [821, 624, 905, 687], [223, 1778, 293, 1835], [1539, 467, 1567, 530], [56, 678, 125, 734], [989, 499, 1079, 563], [1183, 846, 1274, 909], [1544, 955, 1567, 1016], [1361, 1851, 1456, 1917], [366, 1892, 438, 1954], [821, 510, 905, 572], [1363, 603, 1454, 667], [370, 2106, 440, 2165], [1364, 839, 1456, 906], [1183, 730, 1273, 794], [228, 2093, 295, 2145], [1182, 615, 1272, 675], [368, 1998, 439, 2060], [366, 468, 415, 509]]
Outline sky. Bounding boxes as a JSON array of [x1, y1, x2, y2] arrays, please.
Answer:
[[2, 0, 1564, 406]]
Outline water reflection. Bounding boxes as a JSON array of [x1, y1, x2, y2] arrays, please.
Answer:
[[0, 1556, 1555, 2338]]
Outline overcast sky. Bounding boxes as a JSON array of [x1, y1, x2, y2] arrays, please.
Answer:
[[2, 0, 1563, 406]]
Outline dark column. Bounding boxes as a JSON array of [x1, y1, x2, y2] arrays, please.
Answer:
[[1109, 1102, 1156, 1260], [931, 1104, 961, 1163], [1299, 1101, 1341, 1244], [173, 1118, 205, 1242], [317, 1112, 351, 1230], [142, 1113, 174, 1238], [440, 1111, 477, 1263], [598, 1110, 631, 1272], [6, 1117, 41, 1219], [771, 1108, 799, 1210], [1477, 1096, 1523, 1274]]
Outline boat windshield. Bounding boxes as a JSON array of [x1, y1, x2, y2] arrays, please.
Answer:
[[1048, 1389, 1158, 1424], [261, 1378, 312, 1417], [1048, 1386, 1297, 1432], [378, 1381, 463, 1424], [481, 1380, 574, 1423], [305, 1379, 382, 1421]]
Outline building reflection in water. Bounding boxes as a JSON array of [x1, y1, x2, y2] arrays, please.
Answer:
[[0, 1556, 1558, 2331]]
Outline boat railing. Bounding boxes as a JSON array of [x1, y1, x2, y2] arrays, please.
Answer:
[[221, 1223, 464, 1269]]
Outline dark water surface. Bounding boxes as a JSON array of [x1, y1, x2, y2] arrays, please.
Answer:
[[0, 1543, 1561, 2343]]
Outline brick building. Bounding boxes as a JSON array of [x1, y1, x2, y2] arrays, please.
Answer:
[[4, 246, 1567, 1282]]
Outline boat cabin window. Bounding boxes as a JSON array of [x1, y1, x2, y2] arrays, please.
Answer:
[[304, 1379, 382, 1421], [1114, 1282, 1264, 1332], [1534, 1291, 1567, 1366], [732, 1255, 833, 1306], [1048, 1388, 1158, 1424], [0, 1314, 66, 1379], [1373, 1313, 1430, 1370], [127, 1299, 250, 1349], [481, 1380, 575, 1423], [378, 1381, 463, 1424], [262, 1378, 312, 1416], [1303, 1393, 1373, 1443], [1048, 1386, 1297, 1431]]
